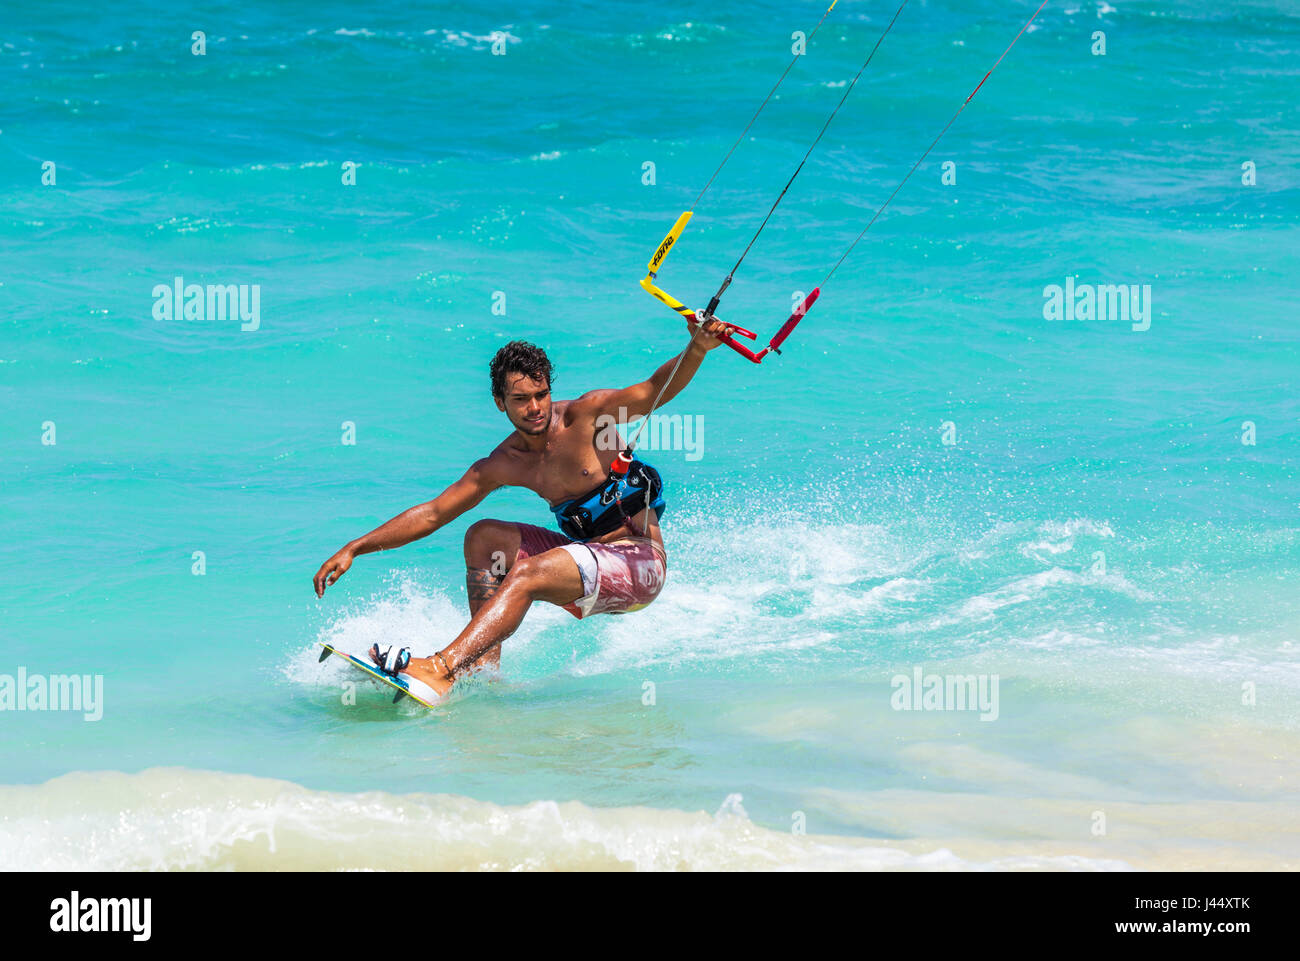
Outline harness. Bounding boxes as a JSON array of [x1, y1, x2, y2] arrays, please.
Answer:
[[551, 454, 665, 542]]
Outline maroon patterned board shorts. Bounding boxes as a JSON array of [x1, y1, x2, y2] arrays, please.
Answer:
[[513, 523, 667, 620]]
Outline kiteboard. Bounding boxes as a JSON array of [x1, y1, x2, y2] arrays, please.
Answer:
[[318, 642, 441, 709]]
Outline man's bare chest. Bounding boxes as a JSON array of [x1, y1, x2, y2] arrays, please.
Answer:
[[513, 426, 609, 505]]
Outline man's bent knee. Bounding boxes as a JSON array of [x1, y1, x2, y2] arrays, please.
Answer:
[[464, 519, 520, 574], [502, 554, 540, 588]]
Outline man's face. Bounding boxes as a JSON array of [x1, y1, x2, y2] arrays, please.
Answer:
[[496, 372, 551, 435]]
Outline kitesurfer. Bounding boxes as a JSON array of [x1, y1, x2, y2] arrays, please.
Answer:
[[312, 317, 730, 695]]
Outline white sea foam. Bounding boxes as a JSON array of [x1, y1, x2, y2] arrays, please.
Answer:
[[0, 768, 1180, 872], [839, 577, 929, 614], [1019, 517, 1116, 560], [937, 567, 1154, 627]]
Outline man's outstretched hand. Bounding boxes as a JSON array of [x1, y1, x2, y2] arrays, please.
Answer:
[[314, 547, 355, 597]]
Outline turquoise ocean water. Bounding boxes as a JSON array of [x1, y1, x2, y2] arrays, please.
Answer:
[[1, 1, 1297, 869]]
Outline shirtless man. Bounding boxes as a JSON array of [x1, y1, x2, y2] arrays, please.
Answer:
[[312, 317, 729, 699]]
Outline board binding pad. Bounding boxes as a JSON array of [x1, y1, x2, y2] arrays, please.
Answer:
[[318, 642, 441, 709]]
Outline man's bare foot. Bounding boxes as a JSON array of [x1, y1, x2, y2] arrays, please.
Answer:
[[366, 645, 455, 698], [402, 656, 455, 697]]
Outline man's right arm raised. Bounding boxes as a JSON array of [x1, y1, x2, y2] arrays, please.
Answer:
[[313, 458, 500, 598]]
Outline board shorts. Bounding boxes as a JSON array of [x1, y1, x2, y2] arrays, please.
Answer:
[[513, 522, 667, 620]]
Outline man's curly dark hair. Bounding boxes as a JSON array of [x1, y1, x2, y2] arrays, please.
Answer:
[[490, 340, 554, 399]]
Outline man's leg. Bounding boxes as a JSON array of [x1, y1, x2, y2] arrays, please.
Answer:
[[403, 546, 585, 694], [461, 519, 525, 670]]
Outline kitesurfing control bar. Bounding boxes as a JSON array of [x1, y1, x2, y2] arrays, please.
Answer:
[[698, 287, 820, 364], [642, 210, 816, 364]]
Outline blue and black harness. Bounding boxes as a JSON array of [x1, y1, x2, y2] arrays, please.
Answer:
[[551, 456, 666, 542]]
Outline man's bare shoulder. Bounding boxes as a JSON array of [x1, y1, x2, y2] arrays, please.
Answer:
[[563, 390, 614, 424], [477, 440, 520, 479], [477, 430, 543, 487]]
